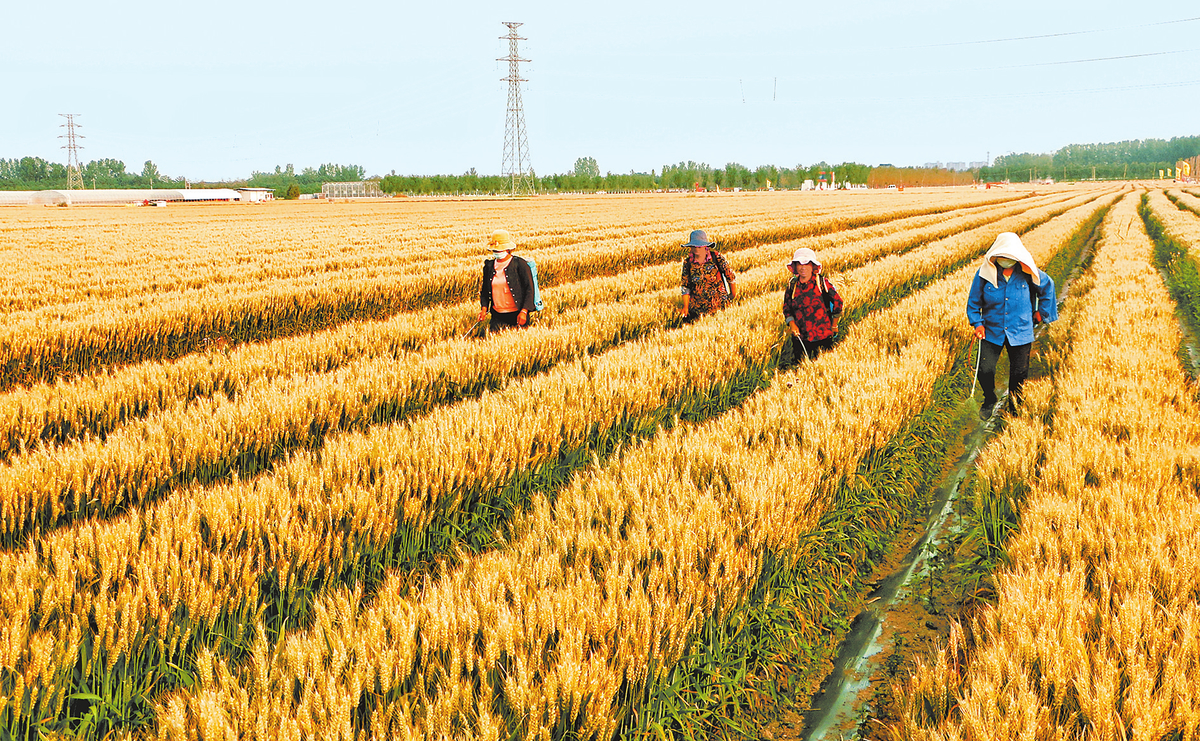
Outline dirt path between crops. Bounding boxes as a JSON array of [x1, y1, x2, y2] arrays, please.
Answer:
[[760, 395, 990, 741]]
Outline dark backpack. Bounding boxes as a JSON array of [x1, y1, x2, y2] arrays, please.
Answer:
[[1022, 271, 1042, 325]]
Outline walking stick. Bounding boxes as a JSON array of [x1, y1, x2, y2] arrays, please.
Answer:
[[796, 333, 810, 361], [461, 318, 483, 340], [969, 338, 981, 400]]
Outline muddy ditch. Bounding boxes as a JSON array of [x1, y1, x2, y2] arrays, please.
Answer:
[[761, 393, 995, 741]]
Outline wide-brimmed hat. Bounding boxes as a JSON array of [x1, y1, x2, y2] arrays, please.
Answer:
[[682, 229, 714, 248], [786, 247, 821, 268], [489, 229, 516, 250]]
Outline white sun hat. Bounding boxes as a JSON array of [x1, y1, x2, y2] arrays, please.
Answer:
[[787, 247, 821, 268]]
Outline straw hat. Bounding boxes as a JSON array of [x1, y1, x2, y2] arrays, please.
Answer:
[[490, 229, 516, 250]]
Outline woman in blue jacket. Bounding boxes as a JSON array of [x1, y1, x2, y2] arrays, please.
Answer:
[[966, 232, 1058, 418]]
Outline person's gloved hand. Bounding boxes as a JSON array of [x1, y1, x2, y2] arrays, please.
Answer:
[[517, 309, 528, 326], [477, 307, 489, 322], [974, 325, 985, 340]]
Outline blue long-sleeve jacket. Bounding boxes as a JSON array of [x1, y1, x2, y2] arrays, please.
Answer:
[[966, 269, 1058, 346]]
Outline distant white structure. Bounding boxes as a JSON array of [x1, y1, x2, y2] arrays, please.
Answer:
[[321, 181, 384, 198], [924, 161, 943, 169], [0, 189, 240, 206], [237, 187, 275, 202], [969, 161, 988, 169], [946, 162, 967, 171]]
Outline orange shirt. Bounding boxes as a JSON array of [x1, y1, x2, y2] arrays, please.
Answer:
[[491, 255, 519, 313]]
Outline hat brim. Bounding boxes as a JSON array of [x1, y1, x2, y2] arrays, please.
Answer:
[[683, 239, 714, 248]]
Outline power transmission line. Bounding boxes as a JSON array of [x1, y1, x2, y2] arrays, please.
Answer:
[[499, 21, 534, 196], [902, 15, 1200, 49], [58, 114, 85, 190]]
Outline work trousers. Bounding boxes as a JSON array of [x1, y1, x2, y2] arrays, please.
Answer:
[[489, 310, 522, 332], [978, 339, 1031, 410], [789, 334, 835, 363]]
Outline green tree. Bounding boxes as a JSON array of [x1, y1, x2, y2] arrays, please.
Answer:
[[142, 160, 161, 187], [285, 184, 301, 200], [573, 156, 600, 179]]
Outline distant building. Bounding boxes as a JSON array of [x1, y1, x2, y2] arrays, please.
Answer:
[[322, 180, 384, 198], [0, 188, 240, 206], [237, 187, 275, 202], [946, 162, 967, 171], [923, 162, 944, 169], [969, 161, 988, 169]]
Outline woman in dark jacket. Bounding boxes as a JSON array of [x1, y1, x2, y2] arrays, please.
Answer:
[[477, 229, 536, 332]]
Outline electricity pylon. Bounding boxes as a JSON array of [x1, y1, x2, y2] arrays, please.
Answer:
[[58, 114, 85, 190], [499, 22, 534, 196]]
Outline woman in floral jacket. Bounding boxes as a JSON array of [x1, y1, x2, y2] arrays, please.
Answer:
[[782, 247, 842, 362], [679, 229, 737, 320]]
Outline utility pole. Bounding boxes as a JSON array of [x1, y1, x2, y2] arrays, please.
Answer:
[[499, 22, 534, 196], [58, 114, 85, 190]]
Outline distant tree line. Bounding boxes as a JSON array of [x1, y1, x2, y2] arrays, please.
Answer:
[[378, 159, 876, 196], [979, 135, 1200, 182], [246, 163, 366, 198], [0, 157, 182, 190], [6, 134, 1200, 195]]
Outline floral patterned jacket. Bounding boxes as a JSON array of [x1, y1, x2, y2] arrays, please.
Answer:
[[782, 274, 843, 342], [681, 251, 736, 315]]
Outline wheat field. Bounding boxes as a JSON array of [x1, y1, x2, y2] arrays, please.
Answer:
[[5, 185, 1195, 741]]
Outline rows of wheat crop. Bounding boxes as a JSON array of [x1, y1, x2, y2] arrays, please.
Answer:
[[1142, 189, 1200, 339], [0, 191, 1092, 546], [0, 192, 1068, 463], [0, 192, 957, 316], [896, 192, 1200, 740], [5, 189, 1015, 324], [1149, 189, 1200, 248], [0, 193, 1034, 391], [1, 191, 1020, 314], [147, 192, 1114, 741], [1169, 187, 1200, 218], [0, 192, 1110, 737]]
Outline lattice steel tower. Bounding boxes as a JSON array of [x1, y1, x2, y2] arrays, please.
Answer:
[[499, 22, 534, 196], [58, 114, 85, 190]]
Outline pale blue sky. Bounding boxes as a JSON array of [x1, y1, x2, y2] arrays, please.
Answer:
[[5, 1, 1199, 180]]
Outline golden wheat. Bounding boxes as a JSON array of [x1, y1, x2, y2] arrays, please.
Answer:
[[138, 193, 1114, 739], [0, 193, 1064, 464], [896, 192, 1200, 740]]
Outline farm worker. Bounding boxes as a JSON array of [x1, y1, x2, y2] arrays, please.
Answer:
[[679, 229, 737, 321], [782, 247, 843, 363], [477, 229, 536, 332], [966, 232, 1059, 418]]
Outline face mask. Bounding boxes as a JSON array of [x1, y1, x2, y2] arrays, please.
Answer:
[[493, 251, 508, 260], [995, 257, 1017, 269]]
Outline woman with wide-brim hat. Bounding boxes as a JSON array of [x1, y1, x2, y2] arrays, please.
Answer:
[[477, 229, 536, 332], [679, 229, 737, 321], [782, 247, 843, 363]]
